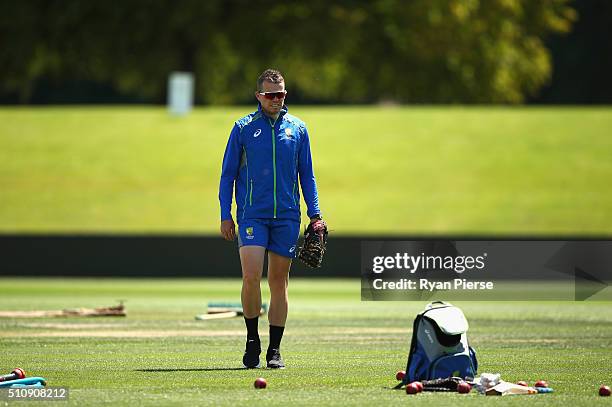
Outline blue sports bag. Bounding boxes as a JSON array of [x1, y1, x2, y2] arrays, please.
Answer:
[[399, 301, 478, 386]]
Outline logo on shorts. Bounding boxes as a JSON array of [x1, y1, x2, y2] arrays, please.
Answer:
[[246, 227, 254, 239], [289, 245, 296, 253], [253, 129, 261, 138]]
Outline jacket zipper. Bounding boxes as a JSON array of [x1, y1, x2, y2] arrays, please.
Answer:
[[269, 118, 277, 218], [249, 180, 253, 205]]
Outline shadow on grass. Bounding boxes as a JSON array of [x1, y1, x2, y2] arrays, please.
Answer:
[[135, 368, 247, 372]]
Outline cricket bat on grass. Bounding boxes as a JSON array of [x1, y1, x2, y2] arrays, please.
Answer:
[[194, 302, 268, 320]]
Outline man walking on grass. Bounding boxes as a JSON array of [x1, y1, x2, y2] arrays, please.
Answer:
[[219, 69, 324, 368]]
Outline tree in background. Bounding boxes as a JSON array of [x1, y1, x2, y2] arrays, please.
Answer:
[[0, 0, 576, 104]]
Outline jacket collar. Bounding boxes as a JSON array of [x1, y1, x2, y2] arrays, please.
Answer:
[[257, 103, 288, 120]]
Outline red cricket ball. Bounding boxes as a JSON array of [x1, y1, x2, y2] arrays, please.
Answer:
[[406, 383, 419, 395], [254, 377, 267, 389], [414, 381, 424, 392], [13, 368, 26, 379], [517, 380, 528, 387], [457, 381, 471, 394], [395, 370, 406, 381], [535, 380, 548, 388], [599, 385, 611, 397]]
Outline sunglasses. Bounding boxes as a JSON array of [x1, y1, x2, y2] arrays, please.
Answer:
[[258, 90, 287, 100]]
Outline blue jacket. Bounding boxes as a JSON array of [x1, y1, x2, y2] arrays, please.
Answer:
[[219, 104, 321, 222]]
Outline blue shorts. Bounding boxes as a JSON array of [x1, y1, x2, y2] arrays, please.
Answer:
[[237, 219, 301, 258]]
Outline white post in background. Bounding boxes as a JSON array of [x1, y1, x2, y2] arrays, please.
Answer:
[[168, 72, 194, 116]]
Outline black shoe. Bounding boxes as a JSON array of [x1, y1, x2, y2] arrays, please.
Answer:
[[266, 348, 285, 369], [243, 339, 261, 368]]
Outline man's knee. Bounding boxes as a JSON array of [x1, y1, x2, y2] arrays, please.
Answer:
[[243, 271, 262, 286], [268, 272, 288, 291]]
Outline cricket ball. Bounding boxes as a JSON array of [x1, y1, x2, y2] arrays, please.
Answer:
[[395, 370, 406, 381], [406, 382, 419, 395], [535, 380, 548, 388], [414, 381, 424, 392], [254, 377, 267, 389], [457, 381, 471, 394], [599, 385, 611, 397], [13, 368, 26, 379], [517, 380, 528, 387]]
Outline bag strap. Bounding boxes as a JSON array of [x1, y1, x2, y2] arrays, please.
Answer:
[[393, 313, 423, 389], [393, 314, 423, 389], [403, 314, 423, 384]]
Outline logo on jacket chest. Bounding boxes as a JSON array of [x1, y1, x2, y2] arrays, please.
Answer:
[[279, 127, 294, 141], [253, 129, 261, 138]]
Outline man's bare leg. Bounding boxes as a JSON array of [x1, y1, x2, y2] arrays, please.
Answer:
[[239, 245, 266, 368], [266, 250, 291, 368], [240, 246, 266, 318]]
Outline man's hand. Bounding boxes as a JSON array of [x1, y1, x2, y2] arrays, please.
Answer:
[[220, 219, 236, 241], [298, 219, 328, 268], [309, 214, 322, 224]]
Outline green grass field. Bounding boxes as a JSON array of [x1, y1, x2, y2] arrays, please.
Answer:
[[0, 278, 611, 406], [2, 106, 612, 234]]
